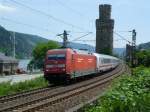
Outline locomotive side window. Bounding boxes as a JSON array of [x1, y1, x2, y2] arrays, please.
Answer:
[[103, 58, 111, 63]]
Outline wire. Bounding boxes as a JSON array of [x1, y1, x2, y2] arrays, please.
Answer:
[[75, 40, 96, 42], [114, 39, 125, 41], [69, 31, 93, 34], [0, 17, 56, 35], [114, 31, 132, 44], [72, 32, 93, 41], [55, 0, 83, 17], [9, 0, 89, 32]]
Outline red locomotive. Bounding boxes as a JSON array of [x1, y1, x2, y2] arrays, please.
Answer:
[[44, 48, 119, 83]]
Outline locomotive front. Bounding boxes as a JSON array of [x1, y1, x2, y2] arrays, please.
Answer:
[[44, 49, 71, 83]]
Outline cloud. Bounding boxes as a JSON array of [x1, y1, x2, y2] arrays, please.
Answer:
[[0, 3, 15, 12]]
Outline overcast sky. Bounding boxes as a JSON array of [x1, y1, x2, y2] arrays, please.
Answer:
[[0, 0, 149, 48]]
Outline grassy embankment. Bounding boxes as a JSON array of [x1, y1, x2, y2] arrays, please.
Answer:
[[83, 67, 150, 112], [0, 77, 49, 96]]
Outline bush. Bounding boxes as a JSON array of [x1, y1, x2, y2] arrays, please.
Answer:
[[0, 77, 48, 96], [29, 41, 60, 69], [136, 50, 150, 67], [84, 67, 150, 112]]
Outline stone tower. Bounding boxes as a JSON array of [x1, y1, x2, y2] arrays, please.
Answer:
[[96, 4, 114, 55]]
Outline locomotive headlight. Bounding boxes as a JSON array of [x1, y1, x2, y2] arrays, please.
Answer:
[[58, 64, 65, 67], [62, 68, 65, 71], [46, 69, 49, 71]]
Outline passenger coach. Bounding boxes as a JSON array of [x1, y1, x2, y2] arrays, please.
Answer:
[[93, 53, 119, 72]]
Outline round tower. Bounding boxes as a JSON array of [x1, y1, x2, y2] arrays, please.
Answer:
[[96, 4, 114, 55]]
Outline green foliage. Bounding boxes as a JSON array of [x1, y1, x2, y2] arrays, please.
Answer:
[[136, 50, 150, 67], [0, 76, 48, 96], [0, 25, 49, 58], [138, 42, 150, 50], [101, 48, 112, 55], [84, 67, 150, 112], [29, 41, 60, 69]]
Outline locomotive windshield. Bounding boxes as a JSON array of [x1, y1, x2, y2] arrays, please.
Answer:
[[48, 54, 65, 60]]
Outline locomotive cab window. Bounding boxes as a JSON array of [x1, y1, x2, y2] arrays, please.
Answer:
[[48, 54, 66, 60], [57, 54, 66, 59]]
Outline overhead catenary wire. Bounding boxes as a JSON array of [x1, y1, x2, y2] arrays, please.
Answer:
[[8, 0, 89, 32], [75, 38, 129, 42], [55, 0, 95, 27], [55, 0, 84, 17], [0, 17, 56, 35], [75, 40, 96, 42], [114, 31, 132, 44], [72, 32, 93, 41]]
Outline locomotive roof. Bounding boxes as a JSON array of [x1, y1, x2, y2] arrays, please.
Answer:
[[47, 49, 67, 51], [93, 53, 118, 60], [47, 48, 92, 55], [47, 49, 118, 59]]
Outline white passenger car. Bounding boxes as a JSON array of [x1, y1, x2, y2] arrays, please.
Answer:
[[93, 53, 119, 72]]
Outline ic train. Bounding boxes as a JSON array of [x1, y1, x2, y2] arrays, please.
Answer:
[[44, 48, 119, 83]]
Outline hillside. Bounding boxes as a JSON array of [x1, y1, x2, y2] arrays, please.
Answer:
[[0, 25, 96, 59], [0, 25, 48, 58], [138, 42, 150, 50], [0, 25, 126, 59]]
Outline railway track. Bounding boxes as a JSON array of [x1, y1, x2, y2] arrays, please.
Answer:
[[0, 86, 54, 103], [0, 63, 127, 112]]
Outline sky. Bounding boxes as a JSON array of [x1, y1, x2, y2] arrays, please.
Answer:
[[0, 0, 149, 48]]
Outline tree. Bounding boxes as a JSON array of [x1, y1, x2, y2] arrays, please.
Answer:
[[29, 41, 60, 69], [136, 50, 150, 67]]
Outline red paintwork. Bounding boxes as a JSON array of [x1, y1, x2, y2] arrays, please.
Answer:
[[44, 48, 97, 79], [72, 53, 96, 73]]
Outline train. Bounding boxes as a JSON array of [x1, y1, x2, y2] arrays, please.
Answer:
[[44, 48, 120, 83]]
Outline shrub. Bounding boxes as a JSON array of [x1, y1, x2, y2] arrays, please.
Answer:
[[0, 77, 48, 96], [84, 67, 150, 112]]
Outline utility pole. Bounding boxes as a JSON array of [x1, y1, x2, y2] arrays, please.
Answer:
[[13, 32, 16, 58], [131, 29, 136, 68], [57, 30, 69, 48], [63, 30, 68, 48], [129, 29, 136, 75]]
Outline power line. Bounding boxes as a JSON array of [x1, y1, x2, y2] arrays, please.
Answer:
[[8, 0, 89, 32], [55, 0, 95, 27], [0, 17, 56, 35], [55, 0, 84, 17], [69, 31, 93, 34], [114, 31, 132, 44], [75, 40, 95, 42], [55, 0, 96, 29], [72, 32, 93, 41]]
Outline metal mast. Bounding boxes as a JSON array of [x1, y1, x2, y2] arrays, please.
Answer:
[[13, 32, 16, 58], [57, 30, 69, 48]]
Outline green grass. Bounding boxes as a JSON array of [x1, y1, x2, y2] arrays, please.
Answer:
[[0, 77, 49, 96], [83, 67, 150, 112]]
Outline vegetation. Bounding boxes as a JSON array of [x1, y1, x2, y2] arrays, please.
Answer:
[[83, 67, 150, 112], [0, 25, 48, 58], [29, 41, 60, 69], [101, 48, 113, 55], [136, 50, 150, 67], [138, 42, 150, 50], [0, 76, 48, 96]]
